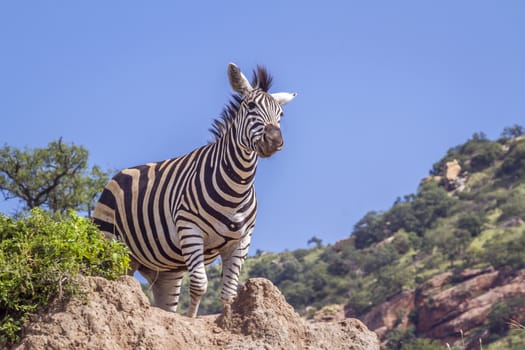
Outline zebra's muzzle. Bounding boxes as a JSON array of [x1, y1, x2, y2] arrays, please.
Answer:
[[256, 124, 283, 158]]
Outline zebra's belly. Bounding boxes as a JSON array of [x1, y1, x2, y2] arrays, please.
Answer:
[[124, 213, 253, 272]]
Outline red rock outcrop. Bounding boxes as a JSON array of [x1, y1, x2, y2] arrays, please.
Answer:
[[362, 290, 415, 339], [360, 267, 525, 348]]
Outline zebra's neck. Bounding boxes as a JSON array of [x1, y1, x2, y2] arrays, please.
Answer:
[[216, 126, 258, 194]]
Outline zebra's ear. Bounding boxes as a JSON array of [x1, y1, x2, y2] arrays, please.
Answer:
[[271, 92, 297, 105], [228, 63, 253, 95]]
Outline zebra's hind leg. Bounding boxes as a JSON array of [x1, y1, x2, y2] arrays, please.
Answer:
[[138, 267, 185, 312], [179, 230, 207, 317]]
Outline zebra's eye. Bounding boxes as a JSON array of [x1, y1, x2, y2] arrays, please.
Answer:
[[280, 112, 284, 117], [247, 102, 257, 109]]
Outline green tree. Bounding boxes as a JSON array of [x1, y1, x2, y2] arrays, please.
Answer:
[[0, 139, 111, 215], [500, 124, 525, 141], [362, 244, 400, 274], [483, 232, 525, 270], [498, 190, 525, 223], [457, 211, 485, 237], [307, 235, 323, 248], [353, 211, 386, 249], [384, 201, 420, 236], [430, 132, 502, 175], [411, 182, 455, 235], [488, 297, 525, 335], [498, 140, 525, 183], [469, 141, 503, 172]]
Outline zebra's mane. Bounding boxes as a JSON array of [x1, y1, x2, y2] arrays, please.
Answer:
[[210, 66, 273, 141]]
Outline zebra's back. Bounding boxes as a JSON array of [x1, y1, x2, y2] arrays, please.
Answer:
[[93, 154, 198, 271]]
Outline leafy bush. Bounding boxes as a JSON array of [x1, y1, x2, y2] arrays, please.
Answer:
[[0, 210, 129, 345], [483, 231, 525, 271], [497, 189, 525, 223], [384, 201, 420, 237], [430, 132, 503, 175], [498, 140, 525, 183], [326, 251, 352, 276], [412, 182, 456, 235], [352, 211, 387, 249], [488, 297, 525, 335], [457, 211, 486, 237], [499, 124, 525, 142], [469, 141, 504, 172], [362, 245, 399, 274], [384, 325, 417, 350]]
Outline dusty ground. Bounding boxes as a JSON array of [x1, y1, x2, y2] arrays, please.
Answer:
[[12, 276, 379, 350]]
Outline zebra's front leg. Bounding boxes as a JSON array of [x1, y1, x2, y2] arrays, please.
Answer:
[[220, 235, 251, 310], [180, 230, 208, 317]]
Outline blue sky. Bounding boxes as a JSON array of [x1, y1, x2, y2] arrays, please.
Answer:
[[1, 2, 524, 253]]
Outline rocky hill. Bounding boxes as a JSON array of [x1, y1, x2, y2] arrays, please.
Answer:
[[182, 129, 525, 349], [12, 276, 379, 350], [362, 267, 525, 348], [5, 127, 525, 350]]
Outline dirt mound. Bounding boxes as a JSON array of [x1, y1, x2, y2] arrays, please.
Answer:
[[13, 276, 378, 350]]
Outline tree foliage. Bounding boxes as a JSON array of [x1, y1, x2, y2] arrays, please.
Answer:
[[430, 132, 503, 175], [498, 140, 525, 183], [483, 231, 525, 271], [0, 139, 110, 215], [488, 297, 525, 335], [500, 124, 525, 141], [352, 211, 386, 249]]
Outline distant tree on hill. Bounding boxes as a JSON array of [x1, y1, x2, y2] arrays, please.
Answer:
[[430, 131, 503, 175], [0, 139, 111, 215], [352, 211, 386, 249], [498, 139, 525, 183], [411, 182, 456, 235], [307, 236, 323, 248], [500, 124, 524, 140]]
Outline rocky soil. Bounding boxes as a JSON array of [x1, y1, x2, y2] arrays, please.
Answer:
[[361, 267, 525, 348], [12, 276, 379, 350]]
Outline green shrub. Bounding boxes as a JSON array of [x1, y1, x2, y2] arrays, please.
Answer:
[[483, 231, 525, 270], [412, 182, 456, 235], [384, 325, 417, 350], [0, 209, 129, 345], [352, 211, 387, 249], [497, 189, 525, 223], [498, 140, 525, 182], [400, 338, 443, 350], [469, 141, 504, 172], [429, 132, 501, 175], [488, 297, 525, 335], [457, 211, 486, 237]]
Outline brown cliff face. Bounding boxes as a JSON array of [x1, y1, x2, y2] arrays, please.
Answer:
[[360, 267, 525, 348], [361, 290, 415, 339], [13, 276, 379, 350]]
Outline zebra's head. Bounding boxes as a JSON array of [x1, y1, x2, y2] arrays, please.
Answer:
[[227, 63, 296, 158]]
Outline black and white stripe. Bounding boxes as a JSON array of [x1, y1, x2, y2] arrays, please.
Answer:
[[93, 63, 296, 316]]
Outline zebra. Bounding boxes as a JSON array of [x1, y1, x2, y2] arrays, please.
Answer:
[[92, 63, 296, 317]]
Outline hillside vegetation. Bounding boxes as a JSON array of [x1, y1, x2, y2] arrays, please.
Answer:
[[181, 126, 525, 349], [2, 126, 524, 349]]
